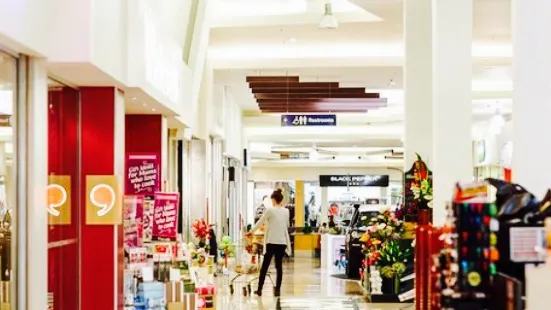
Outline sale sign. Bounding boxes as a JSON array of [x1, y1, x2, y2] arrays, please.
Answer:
[[152, 192, 180, 239], [126, 153, 160, 195], [123, 195, 144, 249]]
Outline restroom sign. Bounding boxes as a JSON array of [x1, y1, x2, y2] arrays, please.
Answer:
[[281, 114, 337, 127]]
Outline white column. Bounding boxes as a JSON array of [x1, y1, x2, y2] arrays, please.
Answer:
[[431, 0, 473, 225], [511, 0, 551, 308], [404, 0, 433, 167], [22, 58, 48, 310], [320, 187, 328, 224]]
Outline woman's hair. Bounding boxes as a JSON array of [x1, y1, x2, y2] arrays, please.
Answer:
[[271, 188, 284, 204]]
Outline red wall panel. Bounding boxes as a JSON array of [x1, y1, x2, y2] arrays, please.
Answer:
[[80, 87, 123, 310], [125, 114, 163, 154]]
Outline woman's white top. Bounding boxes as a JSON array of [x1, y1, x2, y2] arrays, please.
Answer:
[[251, 206, 291, 251]]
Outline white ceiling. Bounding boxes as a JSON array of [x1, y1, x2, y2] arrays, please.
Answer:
[[208, 0, 513, 168]]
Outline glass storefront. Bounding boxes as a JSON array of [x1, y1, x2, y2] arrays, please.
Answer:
[[0, 49, 17, 310], [47, 79, 80, 310]]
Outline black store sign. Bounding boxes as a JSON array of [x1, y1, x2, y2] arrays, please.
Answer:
[[319, 175, 390, 187]]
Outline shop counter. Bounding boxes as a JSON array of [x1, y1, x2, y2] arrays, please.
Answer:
[[293, 233, 320, 258], [320, 234, 346, 274]]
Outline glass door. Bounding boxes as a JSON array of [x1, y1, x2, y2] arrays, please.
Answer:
[[47, 79, 80, 310]]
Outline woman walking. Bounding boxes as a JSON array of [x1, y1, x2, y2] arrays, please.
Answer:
[[246, 188, 291, 297]]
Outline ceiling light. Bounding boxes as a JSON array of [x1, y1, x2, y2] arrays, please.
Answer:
[[152, 108, 156, 112], [319, 3, 338, 29], [131, 96, 138, 101], [309, 149, 319, 161], [142, 103, 147, 107], [489, 111, 505, 136]]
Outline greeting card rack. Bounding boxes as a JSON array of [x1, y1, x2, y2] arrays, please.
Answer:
[[437, 202, 499, 310]]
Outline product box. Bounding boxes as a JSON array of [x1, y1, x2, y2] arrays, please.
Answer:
[[195, 285, 215, 310], [167, 294, 196, 310]]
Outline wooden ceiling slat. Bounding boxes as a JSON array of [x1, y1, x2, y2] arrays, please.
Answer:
[[257, 98, 387, 104], [254, 93, 380, 100], [248, 81, 339, 88], [246, 76, 299, 83], [251, 87, 368, 94], [261, 108, 369, 113]]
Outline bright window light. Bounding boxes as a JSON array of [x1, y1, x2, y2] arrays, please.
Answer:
[[212, 0, 307, 18], [208, 43, 511, 60]]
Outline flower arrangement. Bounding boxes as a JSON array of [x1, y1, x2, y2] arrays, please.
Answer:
[[192, 219, 209, 247], [359, 209, 404, 265], [410, 153, 433, 209]]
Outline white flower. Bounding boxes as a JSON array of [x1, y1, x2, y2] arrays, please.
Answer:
[[427, 200, 433, 208], [378, 223, 387, 230]]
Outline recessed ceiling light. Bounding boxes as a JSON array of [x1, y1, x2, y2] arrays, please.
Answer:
[[131, 96, 138, 100], [288, 37, 296, 43], [142, 103, 146, 107], [152, 108, 156, 112]]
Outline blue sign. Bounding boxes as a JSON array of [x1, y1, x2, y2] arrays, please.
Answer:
[[281, 114, 337, 127]]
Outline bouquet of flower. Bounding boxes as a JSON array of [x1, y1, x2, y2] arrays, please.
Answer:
[[192, 219, 209, 247], [410, 153, 433, 209], [360, 209, 404, 265]]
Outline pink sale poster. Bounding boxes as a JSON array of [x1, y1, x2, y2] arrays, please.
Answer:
[[123, 195, 144, 249], [125, 153, 160, 195], [152, 192, 180, 239]]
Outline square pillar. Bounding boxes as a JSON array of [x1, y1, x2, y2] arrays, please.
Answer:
[[80, 87, 125, 310], [511, 0, 551, 308], [431, 0, 473, 225]]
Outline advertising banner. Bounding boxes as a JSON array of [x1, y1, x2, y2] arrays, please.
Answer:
[[126, 153, 160, 195], [123, 195, 144, 249], [152, 192, 180, 239]]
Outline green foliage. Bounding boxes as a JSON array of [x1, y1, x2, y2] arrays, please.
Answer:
[[302, 225, 313, 234], [377, 240, 412, 267]]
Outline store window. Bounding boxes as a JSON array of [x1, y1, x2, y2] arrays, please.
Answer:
[[47, 79, 80, 310], [0, 50, 16, 310]]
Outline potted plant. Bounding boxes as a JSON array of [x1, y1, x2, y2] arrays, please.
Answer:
[[377, 240, 412, 294], [379, 262, 407, 294], [302, 225, 313, 234]]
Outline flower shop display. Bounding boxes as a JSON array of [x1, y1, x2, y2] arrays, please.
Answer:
[[192, 219, 210, 248], [397, 153, 433, 222], [360, 209, 414, 299]]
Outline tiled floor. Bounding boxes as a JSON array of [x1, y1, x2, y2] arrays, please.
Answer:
[[214, 257, 414, 309]]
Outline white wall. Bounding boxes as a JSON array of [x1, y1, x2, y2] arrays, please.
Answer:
[[223, 87, 244, 159], [0, 0, 50, 55], [190, 139, 207, 221], [250, 166, 403, 181]]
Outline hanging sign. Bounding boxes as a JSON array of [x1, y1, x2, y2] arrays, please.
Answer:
[[123, 195, 144, 249], [319, 175, 389, 187], [47, 175, 71, 225], [125, 153, 160, 195], [281, 114, 337, 127], [152, 192, 180, 239], [85, 175, 122, 225]]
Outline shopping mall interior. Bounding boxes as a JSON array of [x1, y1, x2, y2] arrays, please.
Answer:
[[0, 0, 550, 309]]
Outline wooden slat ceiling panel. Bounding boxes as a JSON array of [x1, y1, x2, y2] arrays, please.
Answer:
[[246, 75, 388, 113]]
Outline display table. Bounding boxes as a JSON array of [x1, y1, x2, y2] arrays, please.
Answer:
[[293, 233, 320, 258], [320, 234, 346, 274]]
